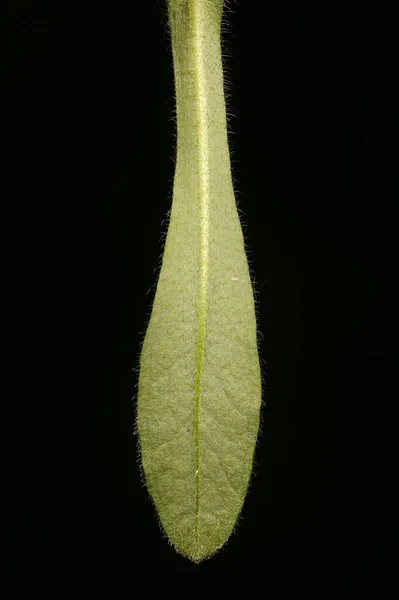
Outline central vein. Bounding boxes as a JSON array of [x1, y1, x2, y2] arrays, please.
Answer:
[[192, 3, 210, 546]]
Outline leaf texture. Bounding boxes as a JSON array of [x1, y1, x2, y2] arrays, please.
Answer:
[[137, 0, 262, 562]]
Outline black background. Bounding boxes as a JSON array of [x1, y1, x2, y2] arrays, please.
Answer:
[[4, 0, 396, 596]]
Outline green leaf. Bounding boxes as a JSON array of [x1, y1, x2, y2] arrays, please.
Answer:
[[137, 0, 262, 563]]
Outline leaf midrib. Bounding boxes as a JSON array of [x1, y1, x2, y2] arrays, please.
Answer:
[[191, 2, 210, 546]]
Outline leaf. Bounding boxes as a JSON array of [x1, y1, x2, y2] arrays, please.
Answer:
[[137, 0, 262, 563]]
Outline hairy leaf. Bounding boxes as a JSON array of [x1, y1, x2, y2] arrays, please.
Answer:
[[137, 0, 262, 562]]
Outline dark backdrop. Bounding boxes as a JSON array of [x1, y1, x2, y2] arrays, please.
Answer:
[[4, 1, 395, 597]]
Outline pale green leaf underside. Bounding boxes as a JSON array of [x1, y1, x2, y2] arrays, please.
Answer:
[[137, 0, 262, 562]]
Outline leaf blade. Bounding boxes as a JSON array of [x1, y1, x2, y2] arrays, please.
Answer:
[[137, 0, 262, 562]]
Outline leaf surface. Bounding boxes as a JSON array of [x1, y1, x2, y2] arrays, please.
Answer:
[[137, 0, 262, 562]]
